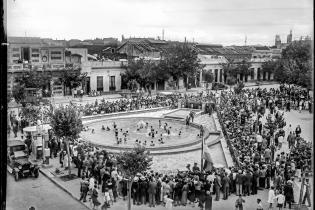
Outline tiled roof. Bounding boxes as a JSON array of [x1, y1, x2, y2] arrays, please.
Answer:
[[8, 36, 42, 44]]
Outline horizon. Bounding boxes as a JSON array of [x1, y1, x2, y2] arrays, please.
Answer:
[[5, 0, 313, 46]]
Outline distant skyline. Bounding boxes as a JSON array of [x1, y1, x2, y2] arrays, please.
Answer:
[[5, 0, 313, 46]]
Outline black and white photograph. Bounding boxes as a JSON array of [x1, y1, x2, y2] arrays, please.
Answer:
[[1, 0, 313, 209]]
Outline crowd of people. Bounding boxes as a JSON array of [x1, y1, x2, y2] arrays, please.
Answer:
[[9, 83, 313, 210], [216, 85, 312, 209]]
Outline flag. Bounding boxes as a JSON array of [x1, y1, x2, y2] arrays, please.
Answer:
[[202, 138, 213, 171]]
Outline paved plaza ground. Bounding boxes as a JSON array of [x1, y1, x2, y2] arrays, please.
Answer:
[[6, 83, 313, 210]]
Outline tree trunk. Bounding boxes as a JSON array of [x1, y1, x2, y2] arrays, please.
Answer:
[[65, 139, 72, 176], [128, 178, 134, 210]]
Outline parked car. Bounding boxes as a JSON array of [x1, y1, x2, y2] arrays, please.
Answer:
[[7, 140, 39, 181], [211, 82, 228, 90]]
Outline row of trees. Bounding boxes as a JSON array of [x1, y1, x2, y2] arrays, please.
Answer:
[[11, 69, 87, 104], [122, 43, 204, 91]]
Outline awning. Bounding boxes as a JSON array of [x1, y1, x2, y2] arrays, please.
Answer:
[[23, 124, 52, 133]]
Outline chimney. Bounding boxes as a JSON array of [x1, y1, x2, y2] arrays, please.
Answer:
[[162, 29, 164, 40]]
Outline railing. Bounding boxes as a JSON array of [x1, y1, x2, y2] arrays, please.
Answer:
[[8, 63, 68, 71], [88, 61, 127, 68]]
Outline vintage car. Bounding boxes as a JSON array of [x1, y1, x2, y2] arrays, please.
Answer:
[[7, 140, 39, 181]]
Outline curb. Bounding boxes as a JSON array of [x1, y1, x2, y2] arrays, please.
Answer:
[[39, 169, 91, 210]]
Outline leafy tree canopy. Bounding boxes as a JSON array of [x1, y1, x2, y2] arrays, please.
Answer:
[[116, 145, 152, 178], [48, 105, 83, 140], [274, 40, 312, 89], [61, 69, 87, 89]]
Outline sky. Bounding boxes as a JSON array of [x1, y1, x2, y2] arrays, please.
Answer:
[[5, 0, 313, 46]]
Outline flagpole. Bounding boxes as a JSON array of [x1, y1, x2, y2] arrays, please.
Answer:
[[201, 125, 204, 171]]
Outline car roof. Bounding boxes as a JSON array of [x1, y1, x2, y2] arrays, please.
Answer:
[[7, 140, 25, 147]]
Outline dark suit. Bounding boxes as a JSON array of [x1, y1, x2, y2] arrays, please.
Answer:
[[222, 176, 230, 199], [148, 181, 157, 207], [244, 173, 252, 196]]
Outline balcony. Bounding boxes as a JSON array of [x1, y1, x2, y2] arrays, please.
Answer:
[[88, 61, 127, 69], [7, 63, 69, 72]]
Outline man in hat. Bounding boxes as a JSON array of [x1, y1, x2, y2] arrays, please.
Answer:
[[302, 178, 311, 207], [283, 180, 294, 209], [192, 163, 200, 173], [139, 176, 148, 205], [235, 170, 243, 196], [148, 177, 157, 207], [132, 176, 140, 205], [79, 176, 89, 202]]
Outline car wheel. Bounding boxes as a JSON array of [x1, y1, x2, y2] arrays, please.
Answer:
[[34, 169, 39, 178], [14, 172, 19, 181]]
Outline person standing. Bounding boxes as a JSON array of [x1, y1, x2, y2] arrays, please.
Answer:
[[275, 190, 285, 210], [222, 173, 230, 200], [204, 191, 212, 210], [256, 198, 264, 210], [148, 177, 157, 207], [283, 181, 294, 209], [267, 186, 276, 210], [295, 125, 302, 137], [235, 170, 243, 196], [302, 179, 312, 207], [79, 176, 89, 202], [214, 174, 222, 201], [235, 195, 245, 210]]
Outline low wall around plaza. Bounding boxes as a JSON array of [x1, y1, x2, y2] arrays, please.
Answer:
[[81, 106, 173, 122], [213, 106, 240, 167]]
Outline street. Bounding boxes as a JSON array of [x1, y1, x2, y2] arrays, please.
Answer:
[[6, 172, 88, 210]]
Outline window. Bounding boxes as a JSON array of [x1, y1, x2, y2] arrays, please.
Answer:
[[97, 76, 103, 92], [32, 59, 40, 63], [32, 54, 39, 57], [31, 48, 39, 53], [12, 48, 20, 52], [50, 51, 63, 60], [12, 54, 20, 58], [110, 76, 116, 91]]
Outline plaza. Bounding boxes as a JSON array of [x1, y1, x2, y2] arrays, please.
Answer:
[[4, 0, 313, 209]]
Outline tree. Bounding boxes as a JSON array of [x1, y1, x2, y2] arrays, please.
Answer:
[[234, 82, 245, 94], [48, 105, 83, 177], [226, 76, 237, 91], [235, 59, 251, 81], [264, 114, 277, 136], [274, 112, 286, 129], [20, 105, 42, 126], [204, 71, 214, 84], [116, 145, 152, 210], [262, 60, 278, 75], [274, 40, 312, 89], [162, 43, 203, 89], [12, 71, 53, 103], [60, 69, 87, 96], [222, 58, 237, 78]]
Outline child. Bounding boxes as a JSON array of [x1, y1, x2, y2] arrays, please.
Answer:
[[91, 184, 101, 209], [275, 191, 285, 210], [235, 195, 245, 210], [256, 198, 263, 210], [102, 188, 111, 209], [164, 194, 174, 209]]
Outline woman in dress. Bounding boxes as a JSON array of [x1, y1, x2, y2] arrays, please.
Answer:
[[181, 181, 189, 206]]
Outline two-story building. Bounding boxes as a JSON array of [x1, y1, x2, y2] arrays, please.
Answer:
[[7, 37, 126, 97]]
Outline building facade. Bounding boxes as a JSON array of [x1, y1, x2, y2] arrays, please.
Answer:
[[7, 37, 125, 97]]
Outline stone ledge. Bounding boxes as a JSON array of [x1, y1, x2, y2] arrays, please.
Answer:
[[39, 168, 91, 210]]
